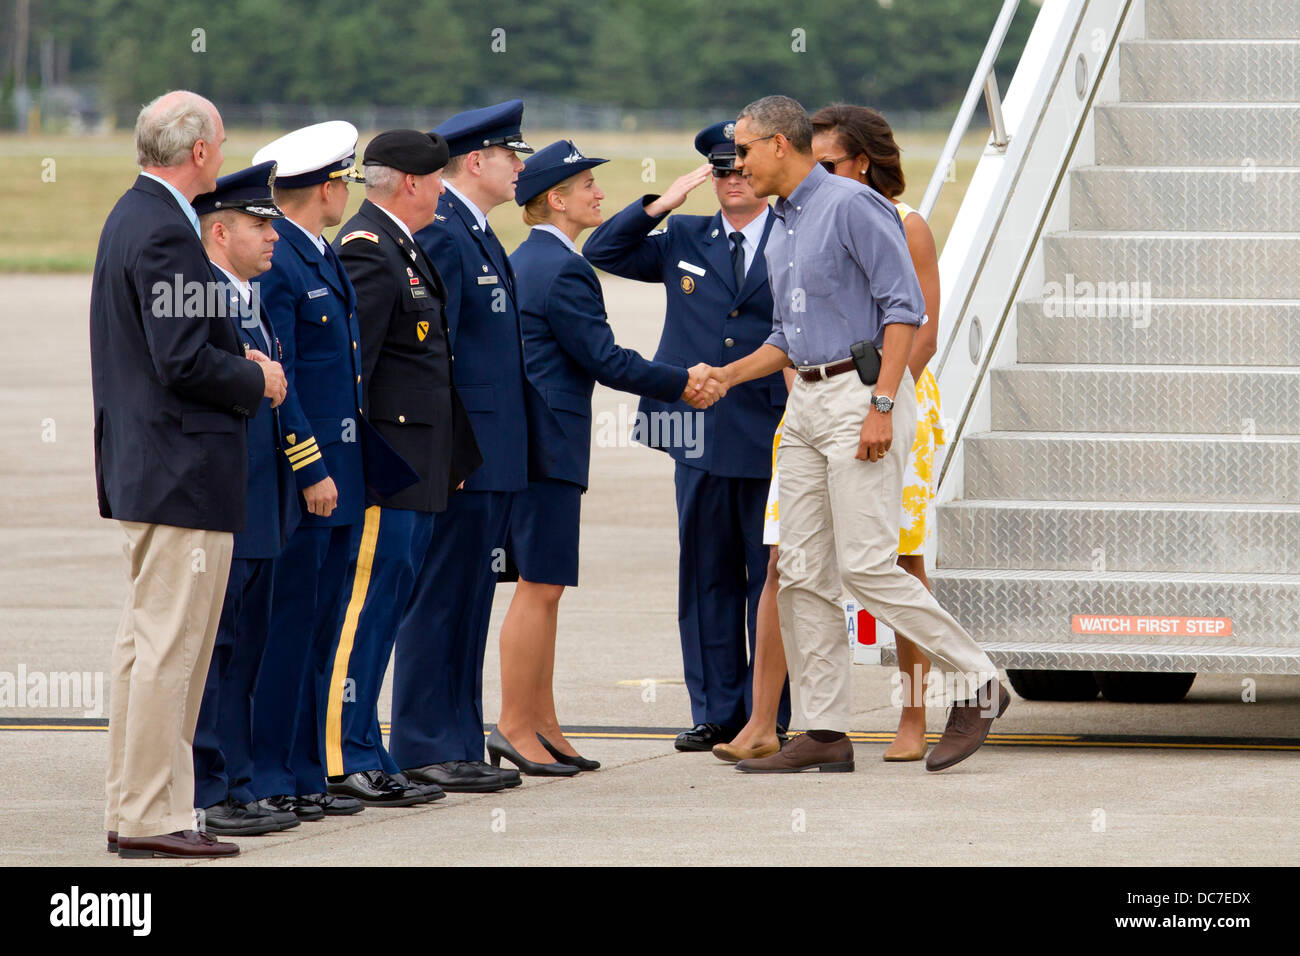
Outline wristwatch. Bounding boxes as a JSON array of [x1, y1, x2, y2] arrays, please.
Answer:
[[871, 394, 895, 414]]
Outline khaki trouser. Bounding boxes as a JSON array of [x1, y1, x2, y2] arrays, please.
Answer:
[[776, 369, 997, 732], [104, 522, 233, 838]]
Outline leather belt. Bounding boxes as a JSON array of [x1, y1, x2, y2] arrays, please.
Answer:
[[796, 357, 856, 382]]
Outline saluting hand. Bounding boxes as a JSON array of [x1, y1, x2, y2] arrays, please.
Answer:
[[247, 348, 287, 408], [645, 163, 714, 218]]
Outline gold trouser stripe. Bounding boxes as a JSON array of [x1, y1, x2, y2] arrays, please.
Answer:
[[325, 505, 382, 777], [291, 451, 323, 471], [287, 440, 320, 461]]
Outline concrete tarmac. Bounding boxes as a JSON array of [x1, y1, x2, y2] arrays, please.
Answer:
[[1, 274, 1297, 866]]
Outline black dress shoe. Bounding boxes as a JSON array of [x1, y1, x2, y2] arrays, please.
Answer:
[[297, 792, 363, 817], [263, 793, 326, 821], [674, 722, 739, 752], [107, 830, 118, 853], [327, 770, 427, 807], [487, 728, 580, 777], [776, 724, 790, 744], [247, 799, 300, 831], [466, 760, 521, 788], [405, 761, 511, 793], [538, 733, 600, 771], [199, 797, 281, 836], [389, 771, 446, 802]]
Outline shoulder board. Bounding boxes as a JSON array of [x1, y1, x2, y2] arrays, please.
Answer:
[[340, 230, 379, 245]]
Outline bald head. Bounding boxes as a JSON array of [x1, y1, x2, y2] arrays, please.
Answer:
[[135, 90, 225, 199]]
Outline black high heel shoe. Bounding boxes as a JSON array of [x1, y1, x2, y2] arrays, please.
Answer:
[[538, 733, 601, 771], [486, 728, 579, 777]]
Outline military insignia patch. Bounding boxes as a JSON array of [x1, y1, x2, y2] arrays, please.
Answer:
[[417, 321, 429, 341], [680, 275, 695, 294], [340, 230, 379, 245]]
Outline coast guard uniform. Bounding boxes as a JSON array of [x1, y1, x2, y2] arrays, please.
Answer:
[[390, 101, 551, 790], [508, 140, 689, 585], [584, 121, 790, 744], [190, 164, 302, 836], [246, 123, 379, 815]]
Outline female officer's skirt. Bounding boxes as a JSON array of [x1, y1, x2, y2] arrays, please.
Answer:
[[508, 477, 583, 587]]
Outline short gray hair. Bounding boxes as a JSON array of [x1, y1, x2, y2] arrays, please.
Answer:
[[135, 91, 218, 168], [363, 164, 403, 198], [738, 95, 813, 153]]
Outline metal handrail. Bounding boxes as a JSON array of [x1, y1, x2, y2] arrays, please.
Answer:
[[918, 0, 1022, 220]]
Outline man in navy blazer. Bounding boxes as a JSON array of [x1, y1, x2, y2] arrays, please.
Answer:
[[190, 162, 303, 838], [584, 121, 791, 751], [395, 101, 549, 794], [90, 91, 286, 860]]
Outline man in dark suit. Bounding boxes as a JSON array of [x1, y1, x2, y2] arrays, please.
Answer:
[[245, 122, 375, 820], [584, 121, 791, 751], [325, 129, 483, 806], [190, 162, 303, 838], [393, 100, 547, 794], [91, 90, 286, 860]]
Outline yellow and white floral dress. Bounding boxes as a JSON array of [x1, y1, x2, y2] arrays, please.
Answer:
[[762, 200, 945, 553]]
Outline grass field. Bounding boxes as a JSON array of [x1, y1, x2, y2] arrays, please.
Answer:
[[0, 127, 988, 272]]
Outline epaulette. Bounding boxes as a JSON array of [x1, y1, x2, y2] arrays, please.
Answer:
[[340, 230, 379, 245]]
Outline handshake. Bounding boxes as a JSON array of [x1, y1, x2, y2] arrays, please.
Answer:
[[682, 363, 730, 410]]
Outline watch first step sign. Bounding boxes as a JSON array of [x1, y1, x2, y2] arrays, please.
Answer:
[[1072, 615, 1233, 637], [845, 600, 893, 664]]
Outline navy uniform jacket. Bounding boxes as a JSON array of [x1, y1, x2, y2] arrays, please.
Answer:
[[90, 175, 265, 531], [583, 197, 786, 479], [414, 190, 553, 491], [510, 228, 688, 489], [257, 219, 367, 527], [225, 284, 301, 559], [335, 199, 481, 513]]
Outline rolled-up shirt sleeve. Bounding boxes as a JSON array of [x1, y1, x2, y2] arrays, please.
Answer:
[[842, 193, 924, 333], [764, 293, 789, 355]]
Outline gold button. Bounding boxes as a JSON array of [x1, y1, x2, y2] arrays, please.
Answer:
[[352, 341, 357, 350], [321, 315, 328, 323], [398, 415, 406, 423], [356, 374, 361, 383], [730, 310, 739, 317]]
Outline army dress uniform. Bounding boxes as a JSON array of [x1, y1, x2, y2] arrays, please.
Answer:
[[391, 100, 554, 787], [190, 163, 303, 836], [583, 121, 791, 743], [326, 130, 483, 805]]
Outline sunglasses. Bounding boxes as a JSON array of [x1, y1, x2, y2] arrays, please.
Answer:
[[734, 134, 776, 160], [818, 155, 853, 173], [711, 166, 743, 178]]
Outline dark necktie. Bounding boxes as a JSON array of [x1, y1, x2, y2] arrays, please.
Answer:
[[730, 231, 746, 290]]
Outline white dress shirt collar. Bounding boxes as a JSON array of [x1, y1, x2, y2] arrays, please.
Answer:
[[721, 206, 770, 275], [285, 215, 326, 255], [371, 200, 414, 242], [442, 180, 489, 233], [533, 223, 577, 254]]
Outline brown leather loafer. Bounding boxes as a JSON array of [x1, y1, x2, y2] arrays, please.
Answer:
[[735, 733, 854, 773], [117, 829, 240, 859], [712, 739, 780, 763], [926, 679, 1011, 772]]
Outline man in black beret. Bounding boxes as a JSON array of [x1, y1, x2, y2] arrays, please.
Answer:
[[321, 131, 485, 805]]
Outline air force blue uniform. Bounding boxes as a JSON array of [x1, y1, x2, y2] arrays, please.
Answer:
[[390, 101, 553, 770], [508, 141, 688, 584], [583, 123, 790, 732]]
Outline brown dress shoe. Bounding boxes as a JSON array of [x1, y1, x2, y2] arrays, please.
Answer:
[[735, 733, 854, 773], [117, 829, 240, 859], [926, 679, 1011, 772], [712, 739, 780, 763]]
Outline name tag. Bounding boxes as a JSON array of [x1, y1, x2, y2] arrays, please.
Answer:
[[677, 260, 706, 277], [307, 287, 329, 299], [477, 275, 499, 285], [411, 286, 428, 299]]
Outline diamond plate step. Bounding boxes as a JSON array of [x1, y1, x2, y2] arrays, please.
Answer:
[[1094, 104, 1300, 167], [1042, 233, 1300, 298], [883, 642, 1300, 675], [990, 365, 1300, 435], [937, 500, 1300, 573], [1070, 167, 1299, 232], [1147, 0, 1300, 41], [1120, 41, 1300, 102], [963, 432, 1300, 502], [1016, 299, 1300, 366], [929, 568, 1300, 649]]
